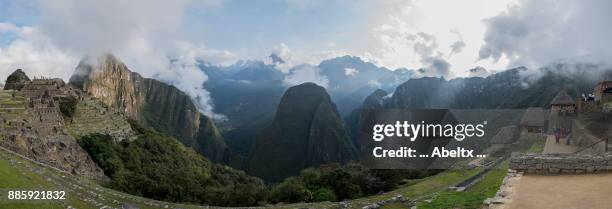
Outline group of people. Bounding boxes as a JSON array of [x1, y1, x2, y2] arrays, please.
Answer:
[[554, 127, 571, 145]]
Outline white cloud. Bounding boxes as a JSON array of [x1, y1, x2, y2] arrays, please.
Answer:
[[353, 0, 515, 76], [367, 79, 381, 88], [467, 66, 489, 77], [0, 23, 78, 81], [30, 0, 231, 117], [479, 0, 612, 69], [266, 43, 351, 73], [344, 67, 358, 76], [283, 65, 329, 88], [265, 43, 294, 73]]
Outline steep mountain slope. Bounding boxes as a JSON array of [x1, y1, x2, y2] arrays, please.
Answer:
[[387, 64, 612, 109], [69, 54, 230, 163], [247, 82, 357, 182], [78, 123, 267, 207], [202, 59, 286, 161], [203, 55, 410, 161], [346, 63, 612, 157]]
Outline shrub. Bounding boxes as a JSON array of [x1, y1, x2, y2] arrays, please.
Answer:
[[58, 96, 78, 118], [78, 131, 267, 207], [312, 188, 337, 202], [269, 177, 311, 203], [268, 163, 435, 203]]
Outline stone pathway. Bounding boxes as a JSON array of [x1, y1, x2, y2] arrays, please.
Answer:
[[506, 173, 612, 209], [543, 135, 578, 154]]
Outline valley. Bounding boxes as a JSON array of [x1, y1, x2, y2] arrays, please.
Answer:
[[2, 53, 612, 209]]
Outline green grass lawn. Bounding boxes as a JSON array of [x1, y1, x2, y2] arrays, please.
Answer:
[[524, 136, 546, 153], [376, 167, 482, 209], [0, 157, 64, 209], [0, 154, 95, 209], [417, 162, 508, 209]]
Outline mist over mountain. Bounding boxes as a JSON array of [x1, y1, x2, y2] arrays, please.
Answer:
[[201, 55, 412, 162], [344, 62, 612, 155], [318, 55, 414, 115], [204, 54, 412, 129], [387, 63, 612, 109], [69, 54, 230, 163]]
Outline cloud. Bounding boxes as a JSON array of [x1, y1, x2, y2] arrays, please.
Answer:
[[283, 64, 329, 88], [448, 29, 466, 58], [367, 79, 381, 88], [409, 32, 451, 77], [357, 0, 515, 75], [479, 0, 612, 68], [423, 57, 450, 77], [344, 67, 358, 76], [449, 41, 466, 57], [265, 43, 295, 73], [467, 66, 489, 77], [30, 0, 230, 117], [0, 23, 78, 81], [265, 43, 351, 74]]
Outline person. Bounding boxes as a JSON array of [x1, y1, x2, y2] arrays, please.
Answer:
[[554, 128, 560, 144]]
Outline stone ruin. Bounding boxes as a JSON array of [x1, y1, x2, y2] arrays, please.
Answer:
[[510, 153, 612, 174], [0, 74, 137, 180]]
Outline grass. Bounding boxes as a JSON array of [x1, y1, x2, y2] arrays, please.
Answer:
[[417, 162, 508, 209], [524, 136, 546, 153], [412, 133, 545, 209], [0, 157, 63, 209]]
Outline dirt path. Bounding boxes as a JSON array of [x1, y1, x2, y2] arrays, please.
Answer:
[[506, 173, 612, 209], [543, 135, 578, 154]]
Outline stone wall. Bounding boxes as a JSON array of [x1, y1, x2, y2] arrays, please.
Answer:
[[510, 153, 612, 174]]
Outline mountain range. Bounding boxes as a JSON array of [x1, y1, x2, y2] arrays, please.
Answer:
[[4, 51, 612, 204]]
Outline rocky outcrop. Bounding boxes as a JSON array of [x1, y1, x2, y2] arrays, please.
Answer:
[[69, 54, 229, 163], [4, 69, 30, 90], [247, 82, 357, 182]]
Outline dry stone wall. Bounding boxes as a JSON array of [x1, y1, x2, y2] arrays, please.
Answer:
[[510, 153, 612, 174]]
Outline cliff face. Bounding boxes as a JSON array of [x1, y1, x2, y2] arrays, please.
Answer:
[[69, 54, 229, 163], [247, 82, 357, 182], [70, 55, 144, 120]]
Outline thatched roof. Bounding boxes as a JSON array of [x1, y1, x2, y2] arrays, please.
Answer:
[[520, 107, 547, 127], [551, 89, 575, 105], [491, 125, 519, 144]]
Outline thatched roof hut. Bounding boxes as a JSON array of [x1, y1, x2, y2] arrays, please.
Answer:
[[520, 107, 547, 127], [551, 89, 575, 105]]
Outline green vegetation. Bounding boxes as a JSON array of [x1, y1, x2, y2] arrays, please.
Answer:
[[524, 136, 546, 153], [77, 124, 267, 207], [0, 153, 94, 209], [418, 162, 507, 209], [3, 69, 30, 90], [268, 163, 437, 203], [57, 96, 78, 119]]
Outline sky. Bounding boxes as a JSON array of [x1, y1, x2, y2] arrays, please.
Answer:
[[1, 0, 612, 116]]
